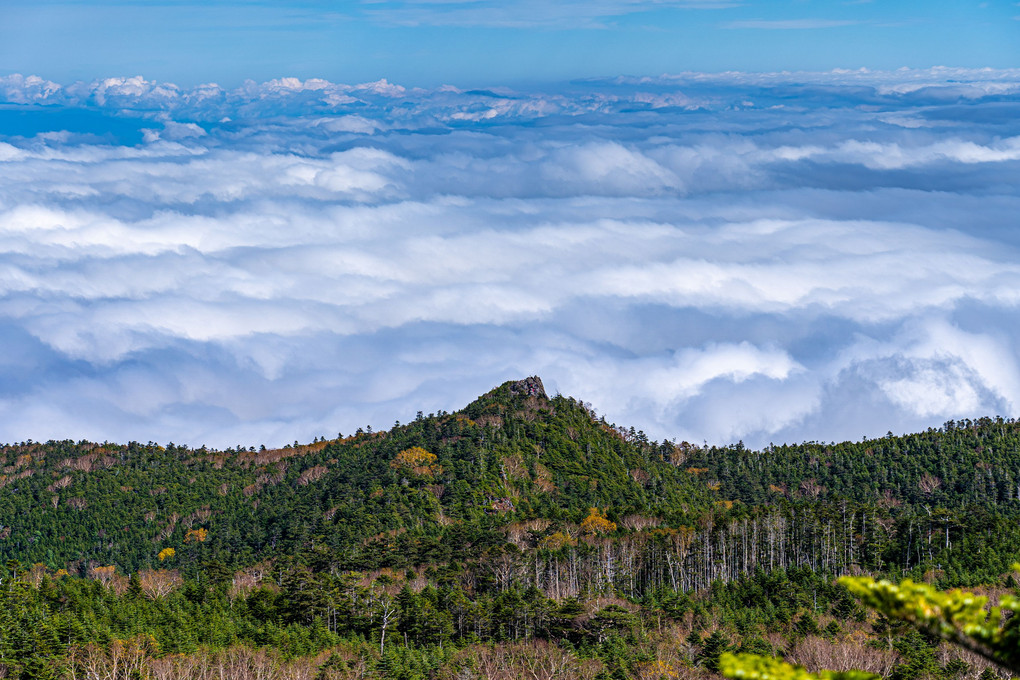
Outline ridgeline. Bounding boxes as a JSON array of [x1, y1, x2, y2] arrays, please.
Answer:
[[2, 378, 1019, 678]]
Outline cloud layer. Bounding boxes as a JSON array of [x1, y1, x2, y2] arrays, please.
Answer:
[[1, 68, 1019, 448]]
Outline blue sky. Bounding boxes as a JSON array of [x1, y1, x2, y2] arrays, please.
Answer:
[[0, 2, 1019, 449], [0, 1, 1017, 86]]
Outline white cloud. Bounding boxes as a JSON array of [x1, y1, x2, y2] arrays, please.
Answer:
[[0, 74, 61, 103], [723, 19, 860, 29], [812, 138, 1020, 169], [360, 0, 739, 29], [869, 319, 1020, 417], [0, 71, 1019, 448], [879, 363, 983, 418]]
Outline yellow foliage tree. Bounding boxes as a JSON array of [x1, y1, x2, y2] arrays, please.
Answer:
[[157, 547, 175, 562], [390, 446, 442, 477], [184, 528, 208, 543], [581, 507, 617, 536], [540, 531, 577, 551]]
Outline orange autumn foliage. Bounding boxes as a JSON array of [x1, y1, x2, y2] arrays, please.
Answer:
[[390, 447, 442, 477], [580, 507, 617, 536], [184, 528, 208, 543]]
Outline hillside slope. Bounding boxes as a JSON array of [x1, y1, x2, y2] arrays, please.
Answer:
[[3, 379, 1020, 679], [0, 378, 712, 573], [2, 378, 1020, 586]]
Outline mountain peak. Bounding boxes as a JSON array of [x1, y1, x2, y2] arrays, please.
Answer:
[[507, 376, 546, 399], [462, 376, 548, 418]]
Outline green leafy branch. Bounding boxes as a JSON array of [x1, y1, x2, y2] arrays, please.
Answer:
[[719, 653, 880, 680], [721, 565, 1020, 680], [838, 569, 1020, 674]]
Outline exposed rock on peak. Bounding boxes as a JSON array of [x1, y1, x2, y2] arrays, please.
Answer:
[[508, 376, 546, 399]]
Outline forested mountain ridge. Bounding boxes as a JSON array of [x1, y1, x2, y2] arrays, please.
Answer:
[[3, 378, 1019, 585], [3, 378, 1020, 679], [686, 418, 1020, 508], [0, 377, 714, 573]]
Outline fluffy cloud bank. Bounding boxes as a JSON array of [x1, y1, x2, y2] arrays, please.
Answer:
[[0, 68, 1018, 448]]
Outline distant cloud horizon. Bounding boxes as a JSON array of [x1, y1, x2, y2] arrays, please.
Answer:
[[0, 67, 1019, 450]]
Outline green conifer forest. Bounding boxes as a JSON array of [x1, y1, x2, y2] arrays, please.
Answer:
[[2, 378, 1019, 679]]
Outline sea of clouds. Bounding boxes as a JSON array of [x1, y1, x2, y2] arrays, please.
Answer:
[[1, 67, 1019, 449]]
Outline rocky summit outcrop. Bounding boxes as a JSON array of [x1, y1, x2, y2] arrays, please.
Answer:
[[508, 376, 546, 399]]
